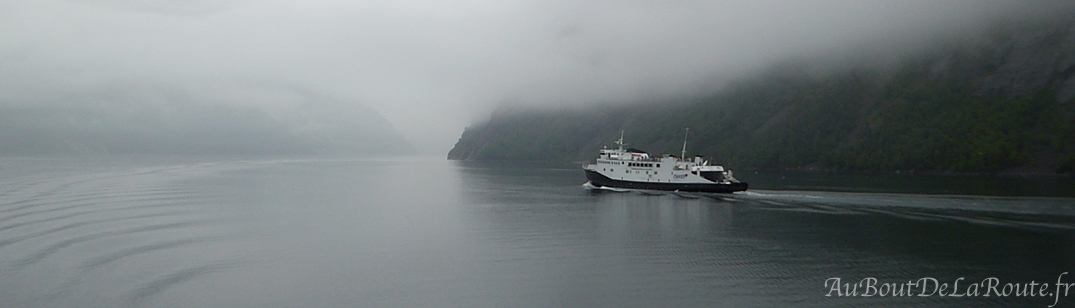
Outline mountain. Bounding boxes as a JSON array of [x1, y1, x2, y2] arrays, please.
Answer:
[[0, 99, 414, 157], [449, 17, 1075, 174]]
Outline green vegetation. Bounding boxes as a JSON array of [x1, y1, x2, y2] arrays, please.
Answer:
[[449, 20, 1075, 174]]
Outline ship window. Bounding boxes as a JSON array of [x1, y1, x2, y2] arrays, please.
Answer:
[[657, 164, 660, 168]]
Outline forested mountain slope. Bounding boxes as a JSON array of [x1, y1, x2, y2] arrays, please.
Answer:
[[449, 18, 1075, 174]]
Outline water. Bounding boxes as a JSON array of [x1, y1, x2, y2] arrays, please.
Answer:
[[1, 157, 1073, 307]]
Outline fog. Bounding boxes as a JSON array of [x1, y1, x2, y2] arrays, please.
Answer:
[[0, 0, 1060, 154]]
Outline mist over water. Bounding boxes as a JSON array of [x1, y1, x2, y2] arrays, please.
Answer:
[[1, 157, 1073, 307], [5, 1, 1073, 305]]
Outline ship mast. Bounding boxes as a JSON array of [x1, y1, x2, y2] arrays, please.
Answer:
[[681, 128, 689, 158], [616, 130, 625, 151]]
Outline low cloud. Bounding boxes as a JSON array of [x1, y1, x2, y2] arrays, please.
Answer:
[[1, 0, 1063, 154]]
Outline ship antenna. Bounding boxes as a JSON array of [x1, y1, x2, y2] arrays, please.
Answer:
[[681, 128, 689, 158]]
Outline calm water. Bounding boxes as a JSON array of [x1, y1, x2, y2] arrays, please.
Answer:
[[1, 157, 1074, 307]]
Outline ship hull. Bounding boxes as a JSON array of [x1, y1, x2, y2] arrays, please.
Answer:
[[584, 170, 747, 193]]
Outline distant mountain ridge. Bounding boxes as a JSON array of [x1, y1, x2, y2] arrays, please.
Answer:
[[0, 101, 414, 157], [449, 17, 1075, 174]]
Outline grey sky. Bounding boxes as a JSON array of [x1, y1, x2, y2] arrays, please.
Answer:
[[0, 0, 1054, 154]]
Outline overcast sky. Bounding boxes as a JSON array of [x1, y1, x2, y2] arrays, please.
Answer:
[[0, 0, 1055, 154]]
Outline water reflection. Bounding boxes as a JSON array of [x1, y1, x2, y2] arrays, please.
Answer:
[[2, 158, 1072, 307], [594, 194, 723, 241], [456, 162, 1075, 307]]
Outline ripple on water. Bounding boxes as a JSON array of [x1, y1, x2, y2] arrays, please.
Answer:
[[0, 161, 252, 306]]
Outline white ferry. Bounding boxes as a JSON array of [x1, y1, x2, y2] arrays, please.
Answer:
[[582, 130, 747, 193]]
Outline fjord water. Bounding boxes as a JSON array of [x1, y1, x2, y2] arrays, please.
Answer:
[[1, 157, 1073, 307]]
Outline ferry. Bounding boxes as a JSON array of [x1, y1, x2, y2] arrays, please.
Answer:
[[582, 129, 747, 193]]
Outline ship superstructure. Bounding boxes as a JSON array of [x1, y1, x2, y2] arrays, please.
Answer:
[[582, 130, 747, 193]]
